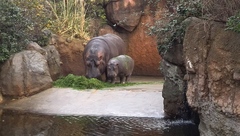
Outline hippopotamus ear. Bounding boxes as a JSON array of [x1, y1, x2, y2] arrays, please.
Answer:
[[97, 52, 104, 60], [83, 43, 86, 48]]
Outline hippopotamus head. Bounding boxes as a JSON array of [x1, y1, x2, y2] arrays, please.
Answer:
[[84, 51, 106, 80], [107, 59, 119, 83]]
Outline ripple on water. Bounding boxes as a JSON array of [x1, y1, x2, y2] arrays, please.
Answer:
[[0, 111, 199, 136]]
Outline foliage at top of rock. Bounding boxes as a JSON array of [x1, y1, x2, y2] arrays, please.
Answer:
[[149, 0, 202, 56], [149, 0, 240, 56]]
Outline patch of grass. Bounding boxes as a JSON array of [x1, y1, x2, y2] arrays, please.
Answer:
[[226, 11, 240, 33], [53, 74, 145, 90]]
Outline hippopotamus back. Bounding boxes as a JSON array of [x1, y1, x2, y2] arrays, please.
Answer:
[[83, 34, 127, 80], [107, 55, 134, 84]]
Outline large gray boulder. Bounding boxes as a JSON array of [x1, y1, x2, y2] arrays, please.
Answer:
[[0, 50, 52, 97], [26, 42, 62, 81]]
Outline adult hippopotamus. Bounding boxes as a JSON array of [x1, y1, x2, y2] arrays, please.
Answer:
[[83, 34, 127, 80], [107, 55, 134, 84]]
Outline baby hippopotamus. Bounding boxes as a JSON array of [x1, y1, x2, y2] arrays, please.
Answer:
[[107, 55, 134, 84]]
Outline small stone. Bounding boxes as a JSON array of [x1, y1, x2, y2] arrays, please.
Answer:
[[233, 72, 240, 80]]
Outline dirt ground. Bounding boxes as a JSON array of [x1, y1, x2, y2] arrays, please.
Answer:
[[129, 76, 163, 83], [105, 76, 164, 92]]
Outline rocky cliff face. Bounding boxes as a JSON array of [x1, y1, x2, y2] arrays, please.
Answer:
[[51, 35, 85, 77], [103, 0, 196, 120], [183, 17, 240, 136], [101, 0, 165, 76]]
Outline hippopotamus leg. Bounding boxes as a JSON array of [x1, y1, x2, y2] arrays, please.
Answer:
[[120, 76, 125, 84], [125, 75, 130, 83], [105, 70, 109, 82], [107, 76, 115, 84], [111, 78, 116, 84]]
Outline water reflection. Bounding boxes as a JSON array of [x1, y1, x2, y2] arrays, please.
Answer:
[[0, 110, 199, 136]]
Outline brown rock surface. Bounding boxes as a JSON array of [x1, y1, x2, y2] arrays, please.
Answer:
[[183, 17, 240, 135], [105, 0, 145, 32], [126, 2, 166, 76], [53, 35, 86, 76], [102, 1, 167, 76], [44, 45, 63, 81]]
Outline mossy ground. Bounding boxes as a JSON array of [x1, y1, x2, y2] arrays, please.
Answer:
[[53, 74, 146, 90]]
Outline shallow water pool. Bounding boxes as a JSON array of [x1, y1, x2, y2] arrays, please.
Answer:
[[0, 110, 199, 136]]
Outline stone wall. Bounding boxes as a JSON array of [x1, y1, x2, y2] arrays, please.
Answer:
[[51, 35, 86, 77], [101, 0, 166, 76]]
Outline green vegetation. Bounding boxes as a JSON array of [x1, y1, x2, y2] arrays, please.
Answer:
[[53, 74, 143, 90], [54, 74, 104, 89], [0, 0, 31, 63], [85, 0, 106, 21], [150, 0, 240, 56], [12, 0, 52, 47], [45, 0, 107, 39], [0, 0, 107, 63], [149, 0, 202, 56], [0, 0, 52, 63], [226, 12, 240, 33], [2, 0, 238, 65], [46, 0, 88, 39]]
